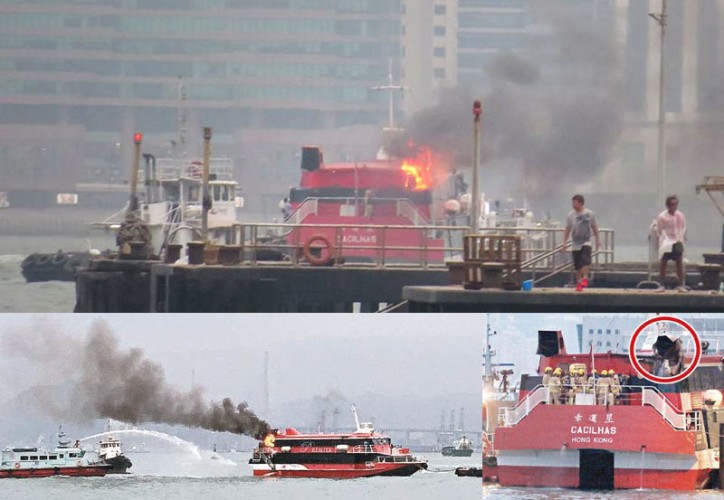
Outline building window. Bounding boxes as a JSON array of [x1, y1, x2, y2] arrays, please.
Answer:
[[615, 329, 620, 336], [434, 68, 445, 78], [433, 47, 445, 57], [434, 26, 446, 36], [606, 341, 611, 347], [434, 5, 446, 15], [598, 329, 602, 335], [606, 329, 611, 335], [588, 329, 593, 335], [596, 341, 602, 347]]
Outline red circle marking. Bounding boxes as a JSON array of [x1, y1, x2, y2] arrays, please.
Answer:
[[628, 316, 701, 384]]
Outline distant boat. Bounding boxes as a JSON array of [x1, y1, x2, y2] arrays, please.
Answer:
[[441, 436, 474, 457]]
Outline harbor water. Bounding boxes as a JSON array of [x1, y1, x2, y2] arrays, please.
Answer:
[[0, 452, 480, 500]]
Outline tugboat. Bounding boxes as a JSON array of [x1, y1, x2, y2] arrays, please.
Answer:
[[0, 428, 112, 478], [96, 435, 132, 474], [441, 436, 474, 457], [493, 327, 723, 490], [95, 154, 241, 259], [249, 407, 428, 478]]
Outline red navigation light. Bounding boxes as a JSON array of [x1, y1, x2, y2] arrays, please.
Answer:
[[133, 132, 143, 144], [473, 100, 482, 117]]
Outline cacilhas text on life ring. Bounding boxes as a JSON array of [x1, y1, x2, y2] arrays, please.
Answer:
[[303, 234, 334, 266]]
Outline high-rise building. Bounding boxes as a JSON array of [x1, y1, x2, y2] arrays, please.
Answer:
[[0, 0, 401, 211]]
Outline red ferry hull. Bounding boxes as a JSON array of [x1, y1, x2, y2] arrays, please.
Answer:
[[252, 462, 424, 478], [495, 405, 716, 490], [0, 465, 110, 478]]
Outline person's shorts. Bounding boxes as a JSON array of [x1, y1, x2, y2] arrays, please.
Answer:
[[662, 244, 683, 262], [572, 246, 592, 270]]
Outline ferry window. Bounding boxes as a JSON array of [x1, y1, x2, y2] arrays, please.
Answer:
[[20, 456, 28, 460], [49, 455, 57, 460], [214, 185, 221, 201], [30, 456, 38, 460], [40, 456, 47, 460], [59, 454, 64, 458], [69, 453, 77, 458]]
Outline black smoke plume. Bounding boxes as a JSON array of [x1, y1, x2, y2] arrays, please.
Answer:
[[399, 1, 625, 196], [2, 319, 270, 439]]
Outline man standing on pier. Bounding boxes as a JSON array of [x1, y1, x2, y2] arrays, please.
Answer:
[[655, 195, 687, 291], [561, 194, 600, 291]]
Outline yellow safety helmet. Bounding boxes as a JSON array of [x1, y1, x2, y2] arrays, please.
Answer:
[[545, 367, 553, 372], [601, 370, 608, 376], [554, 368, 562, 374], [578, 369, 585, 375]]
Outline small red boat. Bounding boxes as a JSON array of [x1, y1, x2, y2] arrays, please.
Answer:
[[1, 429, 112, 478], [492, 328, 723, 490], [249, 407, 428, 478]]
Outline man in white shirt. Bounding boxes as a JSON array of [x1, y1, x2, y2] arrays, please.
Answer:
[[656, 195, 686, 290]]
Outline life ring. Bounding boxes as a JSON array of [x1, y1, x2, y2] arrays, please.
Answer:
[[14, 462, 20, 469], [52, 253, 69, 266], [303, 234, 333, 266], [76, 460, 82, 467]]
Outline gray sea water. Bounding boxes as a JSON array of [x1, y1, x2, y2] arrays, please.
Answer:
[[0, 452, 480, 500]]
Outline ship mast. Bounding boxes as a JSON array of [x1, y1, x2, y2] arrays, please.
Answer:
[[370, 60, 408, 133], [650, 0, 668, 209]]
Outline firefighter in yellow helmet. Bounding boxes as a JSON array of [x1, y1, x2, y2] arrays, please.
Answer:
[[597, 370, 612, 405], [587, 369, 597, 394], [542, 366, 553, 388], [549, 368, 563, 404]]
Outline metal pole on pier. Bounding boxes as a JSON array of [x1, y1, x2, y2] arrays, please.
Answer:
[[650, 0, 668, 209], [471, 101, 482, 234], [128, 132, 142, 214], [201, 127, 212, 240]]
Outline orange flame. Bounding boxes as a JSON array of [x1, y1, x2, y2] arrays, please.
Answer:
[[400, 146, 448, 191]]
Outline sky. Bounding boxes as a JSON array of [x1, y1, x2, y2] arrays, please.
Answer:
[[0, 313, 484, 412]]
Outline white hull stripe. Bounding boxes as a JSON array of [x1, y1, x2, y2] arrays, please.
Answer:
[[496, 449, 717, 471]]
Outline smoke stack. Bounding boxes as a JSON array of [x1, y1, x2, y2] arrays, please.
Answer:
[[301, 146, 322, 171], [537, 330, 567, 357]]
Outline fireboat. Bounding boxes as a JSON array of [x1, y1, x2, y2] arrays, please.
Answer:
[[491, 326, 723, 490], [0, 428, 112, 478], [249, 407, 428, 478]]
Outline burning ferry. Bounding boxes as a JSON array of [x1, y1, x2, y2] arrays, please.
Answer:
[[283, 145, 453, 265], [490, 328, 723, 490], [249, 407, 427, 478]]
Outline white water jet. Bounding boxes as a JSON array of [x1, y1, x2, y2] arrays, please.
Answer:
[[79, 429, 202, 459]]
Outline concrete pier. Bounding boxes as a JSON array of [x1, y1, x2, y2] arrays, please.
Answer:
[[74, 258, 723, 313], [403, 286, 724, 313]]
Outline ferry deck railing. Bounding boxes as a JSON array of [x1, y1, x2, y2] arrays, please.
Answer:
[[233, 222, 468, 268], [498, 384, 700, 432]]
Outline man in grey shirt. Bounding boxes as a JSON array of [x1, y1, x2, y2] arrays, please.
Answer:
[[561, 194, 600, 291]]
